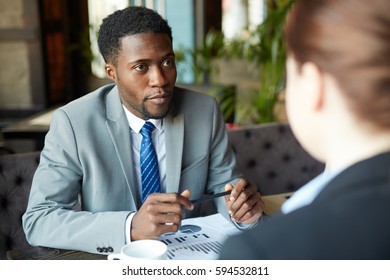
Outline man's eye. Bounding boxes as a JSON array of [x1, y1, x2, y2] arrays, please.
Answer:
[[134, 64, 148, 72], [162, 59, 175, 67]]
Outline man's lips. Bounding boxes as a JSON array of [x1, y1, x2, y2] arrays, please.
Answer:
[[147, 93, 171, 105]]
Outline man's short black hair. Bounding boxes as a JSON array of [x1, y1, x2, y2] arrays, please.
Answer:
[[98, 6, 173, 65]]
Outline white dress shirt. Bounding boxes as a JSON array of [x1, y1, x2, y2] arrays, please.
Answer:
[[122, 105, 166, 242], [123, 105, 166, 193]]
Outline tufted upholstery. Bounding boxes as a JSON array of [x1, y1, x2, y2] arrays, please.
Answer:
[[0, 151, 40, 259], [0, 122, 324, 259], [228, 122, 325, 195]]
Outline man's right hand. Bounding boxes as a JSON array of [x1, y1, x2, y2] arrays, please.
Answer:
[[130, 190, 193, 240]]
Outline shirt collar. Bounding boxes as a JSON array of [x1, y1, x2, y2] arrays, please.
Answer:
[[122, 105, 163, 133], [281, 168, 342, 214]]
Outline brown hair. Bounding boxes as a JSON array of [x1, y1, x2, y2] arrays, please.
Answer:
[[285, 0, 390, 128]]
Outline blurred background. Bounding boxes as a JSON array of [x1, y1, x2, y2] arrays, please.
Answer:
[[0, 0, 294, 153]]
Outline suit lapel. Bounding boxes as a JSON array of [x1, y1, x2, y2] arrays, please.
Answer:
[[164, 111, 184, 193], [105, 86, 139, 208]]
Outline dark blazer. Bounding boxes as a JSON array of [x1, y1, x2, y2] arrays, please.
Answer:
[[220, 152, 390, 259]]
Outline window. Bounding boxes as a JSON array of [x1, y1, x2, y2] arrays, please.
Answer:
[[222, 0, 265, 40], [87, 0, 128, 78]]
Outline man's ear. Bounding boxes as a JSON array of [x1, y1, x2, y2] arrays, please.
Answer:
[[301, 62, 324, 111], [105, 64, 117, 82]]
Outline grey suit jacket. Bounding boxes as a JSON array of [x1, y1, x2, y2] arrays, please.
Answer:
[[23, 84, 241, 254]]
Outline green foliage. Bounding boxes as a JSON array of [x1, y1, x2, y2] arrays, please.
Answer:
[[184, 30, 225, 85], [175, 0, 295, 124], [224, 0, 295, 123], [208, 85, 236, 123]]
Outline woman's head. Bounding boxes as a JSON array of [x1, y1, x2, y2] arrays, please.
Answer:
[[285, 0, 390, 129]]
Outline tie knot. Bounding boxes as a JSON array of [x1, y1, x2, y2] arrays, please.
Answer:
[[141, 122, 155, 138]]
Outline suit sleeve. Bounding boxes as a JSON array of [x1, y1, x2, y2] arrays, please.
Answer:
[[206, 99, 242, 220], [22, 109, 130, 254]]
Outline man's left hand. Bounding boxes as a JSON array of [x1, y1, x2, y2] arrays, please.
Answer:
[[224, 178, 263, 224]]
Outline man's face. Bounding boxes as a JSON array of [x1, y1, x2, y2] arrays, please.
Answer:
[[106, 33, 177, 120]]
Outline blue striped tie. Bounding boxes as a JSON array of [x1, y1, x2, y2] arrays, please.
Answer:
[[140, 122, 160, 203]]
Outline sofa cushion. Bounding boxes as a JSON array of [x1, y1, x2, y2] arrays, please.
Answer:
[[0, 151, 40, 259], [228, 123, 325, 195]]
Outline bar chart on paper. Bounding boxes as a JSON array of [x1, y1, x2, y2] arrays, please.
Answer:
[[157, 214, 241, 260]]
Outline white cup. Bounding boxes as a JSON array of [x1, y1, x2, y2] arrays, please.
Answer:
[[107, 240, 167, 260]]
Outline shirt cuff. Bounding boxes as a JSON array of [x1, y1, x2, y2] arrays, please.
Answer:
[[125, 212, 136, 243], [233, 219, 258, 230]]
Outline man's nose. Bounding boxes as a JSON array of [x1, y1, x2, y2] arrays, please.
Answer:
[[149, 67, 168, 87]]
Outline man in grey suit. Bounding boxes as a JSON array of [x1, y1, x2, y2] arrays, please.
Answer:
[[22, 6, 263, 255]]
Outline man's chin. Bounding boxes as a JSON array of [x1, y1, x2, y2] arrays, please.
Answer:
[[142, 107, 170, 120]]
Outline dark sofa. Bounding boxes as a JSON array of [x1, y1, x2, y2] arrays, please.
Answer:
[[0, 151, 40, 259], [229, 122, 324, 195], [0, 122, 324, 259]]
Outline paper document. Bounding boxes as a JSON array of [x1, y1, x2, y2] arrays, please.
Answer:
[[157, 214, 241, 260]]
